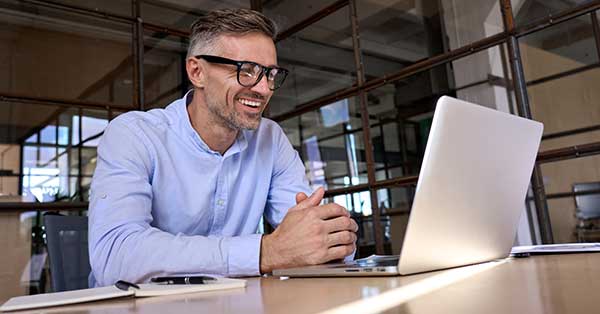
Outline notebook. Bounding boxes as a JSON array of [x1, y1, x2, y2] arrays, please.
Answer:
[[273, 95, 543, 277], [0, 277, 246, 312]]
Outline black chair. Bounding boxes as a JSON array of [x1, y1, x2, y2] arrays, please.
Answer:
[[44, 213, 91, 292], [573, 182, 600, 242]]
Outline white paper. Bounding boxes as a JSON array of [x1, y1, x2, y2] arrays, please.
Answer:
[[511, 242, 600, 255]]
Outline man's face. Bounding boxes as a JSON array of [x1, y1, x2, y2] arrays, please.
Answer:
[[200, 32, 277, 130]]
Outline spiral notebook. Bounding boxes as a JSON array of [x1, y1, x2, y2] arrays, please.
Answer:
[[0, 277, 246, 312]]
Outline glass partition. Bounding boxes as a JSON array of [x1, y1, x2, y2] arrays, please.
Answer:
[[377, 186, 414, 255], [541, 155, 600, 243], [512, 0, 594, 26], [0, 0, 134, 107], [52, 0, 132, 17], [357, 0, 503, 67], [279, 97, 368, 190], [143, 31, 189, 109], [141, 0, 248, 30], [325, 188, 396, 257], [520, 15, 598, 83], [271, 6, 355, 117], [366, 44, 512, 183], [10, 106, 109, 202], [520, 15, 600, 149], [264, 0, 343, 31]]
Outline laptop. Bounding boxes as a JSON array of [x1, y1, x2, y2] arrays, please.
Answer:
[[273, 96, 543, 277]]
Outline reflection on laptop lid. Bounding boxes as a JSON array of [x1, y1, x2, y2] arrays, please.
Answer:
[[273, 96, 543, 277]]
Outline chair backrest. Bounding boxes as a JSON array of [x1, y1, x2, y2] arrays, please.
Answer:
[[574, 182, 600, 220], [44, 214, 91, 292]]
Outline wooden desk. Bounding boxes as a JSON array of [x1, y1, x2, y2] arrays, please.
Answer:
[[13, 253, 600, 314]]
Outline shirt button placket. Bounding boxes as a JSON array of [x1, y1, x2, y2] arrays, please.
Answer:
[[214, 158, 226, 232]]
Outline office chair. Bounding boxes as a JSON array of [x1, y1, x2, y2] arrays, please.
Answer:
[[573, 182, 600, 242], [44, 213, 91, 292]]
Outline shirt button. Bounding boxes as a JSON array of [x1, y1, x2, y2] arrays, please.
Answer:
[[217, 199, 225, 206]]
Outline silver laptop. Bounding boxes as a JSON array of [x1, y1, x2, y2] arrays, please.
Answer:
[[273, 96, 543, 277]]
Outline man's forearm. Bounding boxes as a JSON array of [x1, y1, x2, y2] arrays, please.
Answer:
[[90, 225, 262, 286]]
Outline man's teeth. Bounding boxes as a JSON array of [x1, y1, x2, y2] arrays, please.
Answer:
[[238, 98, 261, 108]]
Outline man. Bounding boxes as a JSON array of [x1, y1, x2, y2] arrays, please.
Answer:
[[88, 8, 358, 287]]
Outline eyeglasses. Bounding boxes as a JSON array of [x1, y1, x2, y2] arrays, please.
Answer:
[[195, 55, 289, 91]]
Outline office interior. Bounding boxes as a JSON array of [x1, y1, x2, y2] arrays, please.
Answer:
[[0, 0, 599, 303]]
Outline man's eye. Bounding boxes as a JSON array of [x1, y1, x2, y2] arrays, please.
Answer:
[[240, 69, 254, 77]]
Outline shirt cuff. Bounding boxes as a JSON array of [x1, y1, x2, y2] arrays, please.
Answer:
[[226, 233, 262, 276]]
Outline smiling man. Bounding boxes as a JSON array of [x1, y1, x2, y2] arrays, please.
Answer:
[[88, 9, 358, 287]]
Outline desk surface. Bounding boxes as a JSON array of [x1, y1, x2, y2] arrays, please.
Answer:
[[14, 253, 600, 314]]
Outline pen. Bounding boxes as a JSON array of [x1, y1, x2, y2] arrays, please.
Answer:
[[150, 276, 217, 285], [115, 280, 140, 290]]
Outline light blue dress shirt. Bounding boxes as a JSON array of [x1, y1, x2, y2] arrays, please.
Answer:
[[88, 91, 312, 287]]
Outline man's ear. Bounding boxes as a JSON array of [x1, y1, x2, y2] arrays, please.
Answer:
[[186, 57, 206, 89]]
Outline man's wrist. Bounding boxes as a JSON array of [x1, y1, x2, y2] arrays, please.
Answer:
[[260, 234, 273, 274]]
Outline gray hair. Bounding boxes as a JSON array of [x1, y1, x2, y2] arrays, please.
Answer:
[[187, 8, 277, 58]]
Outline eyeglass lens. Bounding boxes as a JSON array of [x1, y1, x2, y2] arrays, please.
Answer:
[[239, 62, 285, 90]]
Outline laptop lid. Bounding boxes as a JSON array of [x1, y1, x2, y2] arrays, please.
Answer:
[[397, 96, 543, 275]]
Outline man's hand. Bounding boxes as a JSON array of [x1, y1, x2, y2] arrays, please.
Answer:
[[260, 187, 358, 273]]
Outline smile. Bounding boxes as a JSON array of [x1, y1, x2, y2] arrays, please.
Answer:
[[238, 98, 261, 108]]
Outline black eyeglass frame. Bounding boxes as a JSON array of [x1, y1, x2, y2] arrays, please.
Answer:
[[195, 55, 289, 91]]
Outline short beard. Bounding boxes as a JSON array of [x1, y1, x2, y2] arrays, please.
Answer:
[[204, 91, 262, 131]]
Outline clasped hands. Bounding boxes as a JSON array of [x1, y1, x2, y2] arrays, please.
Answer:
[[260, 187, 358, 273]]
